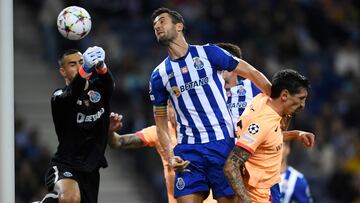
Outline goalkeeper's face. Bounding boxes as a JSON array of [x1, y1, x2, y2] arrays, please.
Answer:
[[59, 52, 83, 83]]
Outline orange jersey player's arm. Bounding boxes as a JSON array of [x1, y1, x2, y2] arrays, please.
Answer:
[[283, 130, 315, 148], [107, 112, 147, 149], [108, 132, 145, 149], [280, 115, 315, 148], [280, 115, 315, 147], [224, 147, 252, 203]]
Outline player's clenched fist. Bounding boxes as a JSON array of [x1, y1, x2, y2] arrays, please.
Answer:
[[170, 156, 190, 172]]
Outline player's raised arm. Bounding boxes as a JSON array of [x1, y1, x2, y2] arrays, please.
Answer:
[[90, 46, 115, 98], [232, 59, 272, 96], [205, 44, 271, 96]]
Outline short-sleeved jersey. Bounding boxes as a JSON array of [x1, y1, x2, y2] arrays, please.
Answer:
[[51, 71, 114, 172], [149, 44, 239, 144], [280, 166, 313, 203], [226, 78, 261, 128], [136, 122, 177, 203], [236, 93, 283, 189]]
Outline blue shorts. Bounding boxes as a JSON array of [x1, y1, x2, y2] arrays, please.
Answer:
[[270, 183, 281, 203], [173, 138, 235, 199]]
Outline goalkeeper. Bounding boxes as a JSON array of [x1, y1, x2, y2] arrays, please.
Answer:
[[33, 46, 114, 203]]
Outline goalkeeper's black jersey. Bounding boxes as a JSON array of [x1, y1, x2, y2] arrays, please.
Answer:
[[50, 71, 114, 172]]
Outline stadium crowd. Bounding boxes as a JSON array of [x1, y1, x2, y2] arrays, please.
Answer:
[[16, 0, 359, 202]]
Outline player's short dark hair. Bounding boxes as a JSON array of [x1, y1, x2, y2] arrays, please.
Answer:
[[151, 7, 186, 34], [215, 42, 242, 59], [271, 69, 310, 98], [58, 49, 81, 67]]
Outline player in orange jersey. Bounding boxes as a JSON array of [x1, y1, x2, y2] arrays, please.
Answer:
[[107, 102, 217, 203], [224, 69, 312, 203]]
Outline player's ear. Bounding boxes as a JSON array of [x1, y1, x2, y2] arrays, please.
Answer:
[[176, 23, 184, 33], [59, 67, 66, 77], [280, 89, 289, 101]]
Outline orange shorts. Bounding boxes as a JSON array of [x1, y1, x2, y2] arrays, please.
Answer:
[[242, 183, 271, 203]]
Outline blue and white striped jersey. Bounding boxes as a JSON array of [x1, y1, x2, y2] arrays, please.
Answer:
[[280, 166, 313, 203], [226, 78, 261, 127], [149, 44, 239, 144]]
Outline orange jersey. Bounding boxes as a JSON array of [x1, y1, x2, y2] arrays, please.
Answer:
[[136, 122, 177, 203], [136, 123, 217, 203], [236, 93, 283, 202]]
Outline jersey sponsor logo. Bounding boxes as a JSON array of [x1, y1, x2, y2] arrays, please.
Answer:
[[193, 57, 204, 70], [88, 90, 101, 103], [171, 86, 181, 97], [248, 123, 259, 135], [63, 171, 73, 177], [176, 177, 185, 190], [240, 134, 255, 143], [179, 76, 209, 93], [228, 101, 247, 109], [76, 108, 105, 123]]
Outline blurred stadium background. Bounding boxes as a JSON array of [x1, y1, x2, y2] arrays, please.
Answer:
[[14, 0, 359, 202]]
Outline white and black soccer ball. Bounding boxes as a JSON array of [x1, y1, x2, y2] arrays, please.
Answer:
[[57, 6, 92, 40], [248, 123, 260, 135]]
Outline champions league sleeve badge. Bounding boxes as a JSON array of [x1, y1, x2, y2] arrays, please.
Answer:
[[88, 90, 101, 103], [248, 123, 260, 135]]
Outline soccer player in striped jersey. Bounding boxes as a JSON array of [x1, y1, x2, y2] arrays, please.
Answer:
[[279, 142, 313, 203], [149, 7, 271, 203], [215, 43, 261, 129]]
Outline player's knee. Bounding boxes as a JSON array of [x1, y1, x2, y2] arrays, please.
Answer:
[[59, 192, 80, 203]]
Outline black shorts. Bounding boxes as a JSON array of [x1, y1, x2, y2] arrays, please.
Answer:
[[45, 164, 100, 203]]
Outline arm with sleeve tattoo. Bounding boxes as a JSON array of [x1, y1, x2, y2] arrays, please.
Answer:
[[108, 132, 145, 149], [224, 147, 252, 203]]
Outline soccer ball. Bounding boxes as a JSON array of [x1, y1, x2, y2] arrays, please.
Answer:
[[57, 6, 92, 40]]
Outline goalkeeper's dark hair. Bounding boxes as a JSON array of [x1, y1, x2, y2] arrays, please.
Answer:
[[58, 49, 81, 67], [215, 42, 242, 59], [151, 7, 186, 34], [271, 69, 310, 98]]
